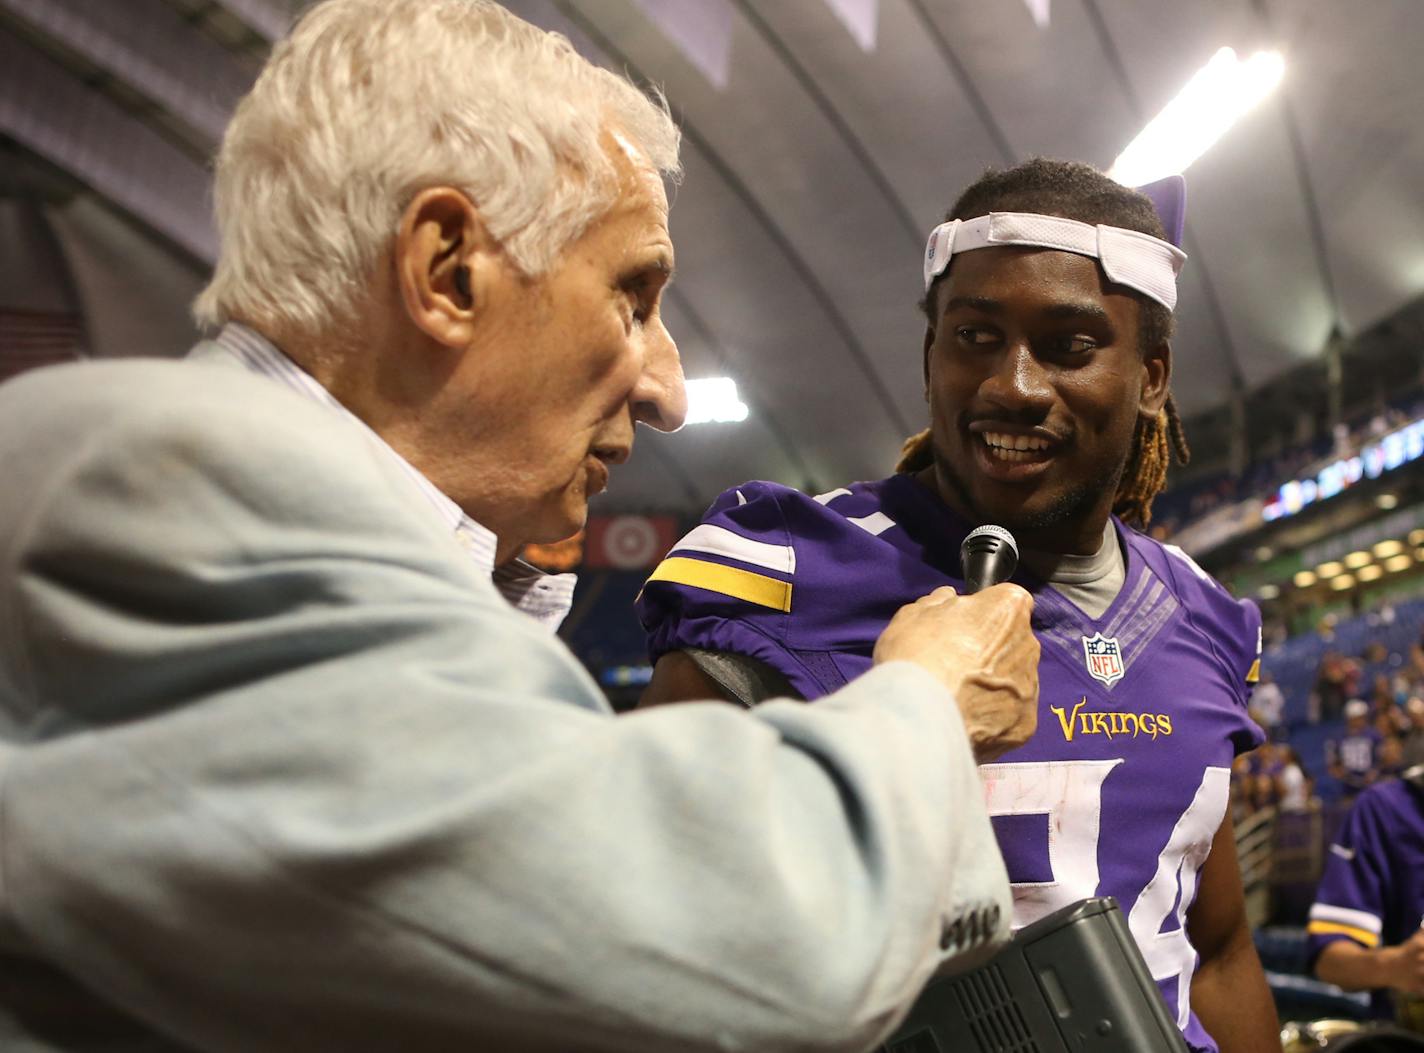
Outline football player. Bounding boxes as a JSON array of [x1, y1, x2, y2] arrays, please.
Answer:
[[636, 159, 1277, 1053], [1308, 765, 1424, 1031]]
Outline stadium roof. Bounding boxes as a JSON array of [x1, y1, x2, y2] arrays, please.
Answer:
[[3, 0, 1422, 512]]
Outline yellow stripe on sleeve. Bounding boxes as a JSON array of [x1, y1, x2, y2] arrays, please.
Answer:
[[645, 557, 793, 612], [1246, 659, 1261, 684], [1306, 921, 1381, 947]]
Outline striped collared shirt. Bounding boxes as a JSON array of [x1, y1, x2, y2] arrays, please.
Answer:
[[211, 323, 576, 631]]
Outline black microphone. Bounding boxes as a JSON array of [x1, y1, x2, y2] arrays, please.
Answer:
[[959, 524, 1019, 594]]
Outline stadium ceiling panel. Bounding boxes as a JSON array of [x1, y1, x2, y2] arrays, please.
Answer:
[[1, 0, 1421, 514]]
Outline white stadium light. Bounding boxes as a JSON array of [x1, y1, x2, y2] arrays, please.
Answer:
[[821, 0, 878, 52], [1108, 47, 1285, 188], [683, 377, 749, 425]]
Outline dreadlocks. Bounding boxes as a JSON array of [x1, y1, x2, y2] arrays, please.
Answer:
[[907, 158, 1190, 528], [1113, 402, 1190, 527]]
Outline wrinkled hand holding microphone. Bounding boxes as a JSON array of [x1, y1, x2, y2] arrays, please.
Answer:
[[873, 524, 1037, 762]]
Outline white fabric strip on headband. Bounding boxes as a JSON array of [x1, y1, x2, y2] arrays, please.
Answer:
[[922, 212, 1188, 310]]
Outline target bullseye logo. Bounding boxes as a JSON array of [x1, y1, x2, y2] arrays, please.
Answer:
[[603, 515, 660, 569], [585, 514, 676, 569]]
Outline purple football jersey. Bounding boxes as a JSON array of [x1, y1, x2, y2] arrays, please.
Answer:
[[1307, 777, 1424, 1018], [1327, 730, 1384, 794], [638, 474, 1264, 1053]]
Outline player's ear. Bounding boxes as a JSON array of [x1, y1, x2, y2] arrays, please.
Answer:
[[921, 282, 942, 395], [922, 325, 935, 396], [1139, 339, 1171, 418]]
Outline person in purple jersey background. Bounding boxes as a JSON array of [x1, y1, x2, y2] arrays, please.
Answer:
[[1307, 767, 1424, 1030], [1328, 699, 1386, 795], [636, 159, 1278, 1053]]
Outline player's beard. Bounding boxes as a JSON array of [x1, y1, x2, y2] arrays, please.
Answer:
[[932, 439, 1128, 546]]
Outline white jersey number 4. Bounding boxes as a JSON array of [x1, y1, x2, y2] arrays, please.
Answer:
[[980, 762, 1230, 1029]]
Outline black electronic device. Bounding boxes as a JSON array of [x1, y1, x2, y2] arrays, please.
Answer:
[[959, 525, 1019, 595], [882, 898, 1189, 1053]]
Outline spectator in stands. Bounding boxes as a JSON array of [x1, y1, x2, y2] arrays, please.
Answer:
[[1250, 742, 1285, 811], [1370, 672, 1408, 729], [1381, 736, 1409, 782], [1404, 698, 1424, 770], [1307, 766, 1424, 1031], [1376, 702, 1410, 739], [1396, 673, 1417, 705], [1411, 628, 1424, 682], [1277, 745, 1313, 813], [1316, 649, 1360, 723], [1253, 672, 1287, 735], [1230, 742, 1310, 816], [1250, 670, 1286, 740], [1328, 700, 1384, 797]]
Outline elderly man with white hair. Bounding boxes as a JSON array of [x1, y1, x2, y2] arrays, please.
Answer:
[[0, 2, 1039, 1051]]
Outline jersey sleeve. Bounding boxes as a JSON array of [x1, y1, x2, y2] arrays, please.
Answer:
[[1307, 789, 1390, 968], [636, 482, 827, 700], [1157, 542, 1267, 755]]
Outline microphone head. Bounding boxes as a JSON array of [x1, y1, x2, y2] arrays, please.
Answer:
[[959, 524, 1019, 594], [961, 524, 1018, 557]]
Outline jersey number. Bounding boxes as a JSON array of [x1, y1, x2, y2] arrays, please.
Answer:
[[980, 761, 1229, 1028]]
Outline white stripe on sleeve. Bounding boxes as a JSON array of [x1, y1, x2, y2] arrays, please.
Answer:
[[1309, 903, 1383, 934], [671, 524, 795, 575], [848, 512, 896, 537]]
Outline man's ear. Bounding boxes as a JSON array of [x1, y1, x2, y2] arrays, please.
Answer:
[[1139, 340, 1171, 418], [394, 187, 500, 350]]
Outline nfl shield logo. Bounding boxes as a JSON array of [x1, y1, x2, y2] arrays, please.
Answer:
[[1082, 632, 1125, 687]]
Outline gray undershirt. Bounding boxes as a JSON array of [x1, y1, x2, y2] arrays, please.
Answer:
[[1021, 519, 1125, 621], [688, 521, 1126, 707]]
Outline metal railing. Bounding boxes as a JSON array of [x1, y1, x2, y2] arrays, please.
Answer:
[[1233, 800, 1339, 929]]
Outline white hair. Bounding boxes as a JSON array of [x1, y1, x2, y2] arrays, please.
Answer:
[[194, 0, 681, 338]]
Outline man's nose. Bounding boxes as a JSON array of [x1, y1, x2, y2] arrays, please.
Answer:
[[632, 320, 687, 432], [980, 340, 1052, 414]]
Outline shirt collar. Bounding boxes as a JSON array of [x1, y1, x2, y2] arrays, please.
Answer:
[[211, 323, 575, 630]]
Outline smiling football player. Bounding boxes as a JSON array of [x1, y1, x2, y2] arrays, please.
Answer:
[[636, 159, 1278, 1053]]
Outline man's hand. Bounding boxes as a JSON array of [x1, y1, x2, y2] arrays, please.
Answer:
[[1317, 930, 1424, 997], [873, 584, 1038, 762], [1387, 929, 1424, 996]]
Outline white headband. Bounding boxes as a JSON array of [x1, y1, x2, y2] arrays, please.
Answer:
[[922, 212, 1188, 310]]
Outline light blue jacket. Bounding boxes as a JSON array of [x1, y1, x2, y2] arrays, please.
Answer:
[[0, 351, 1009, 1052]]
